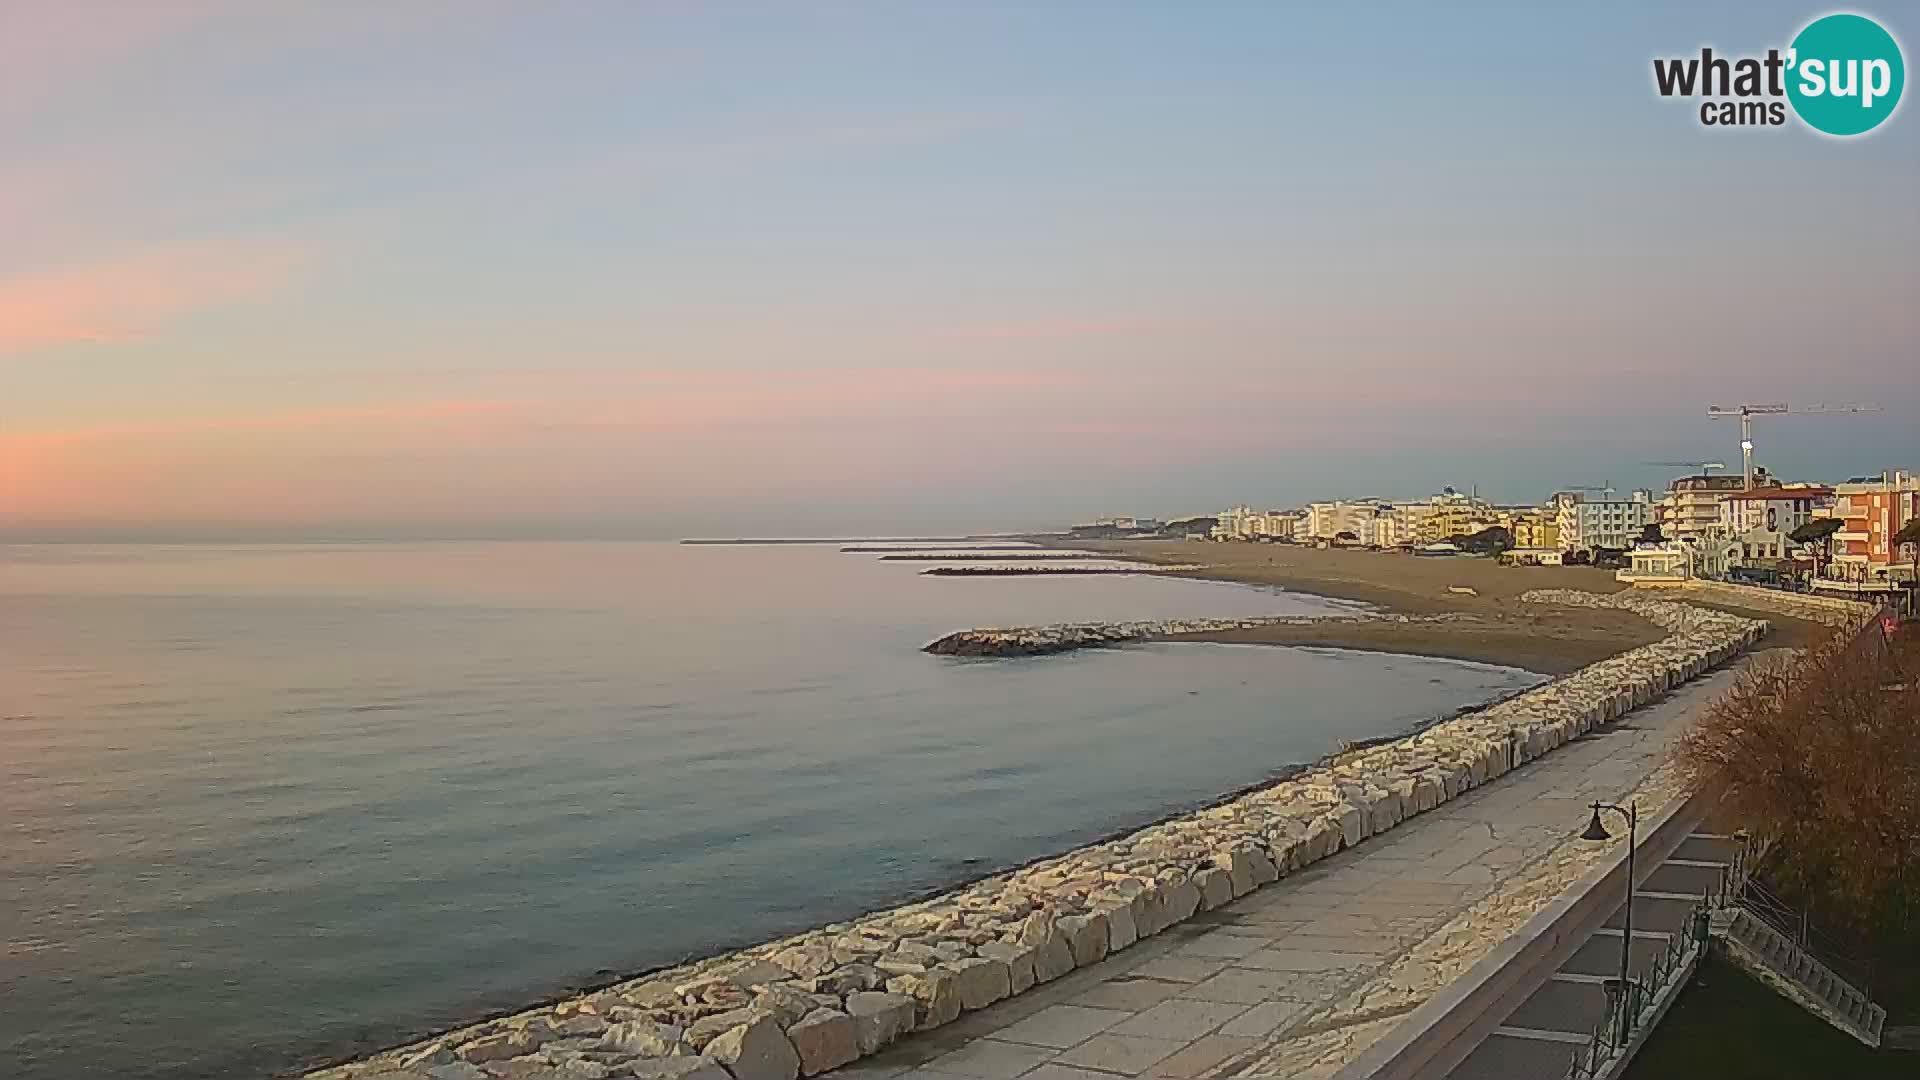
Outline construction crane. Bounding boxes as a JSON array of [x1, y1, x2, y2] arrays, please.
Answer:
[[1707, 403, 1878, 490], [1558, 483, 1618, 499], [1646, 461, 1727, 474]]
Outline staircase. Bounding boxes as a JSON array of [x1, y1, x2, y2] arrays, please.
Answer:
[[1717, 906, 1886, 1046]]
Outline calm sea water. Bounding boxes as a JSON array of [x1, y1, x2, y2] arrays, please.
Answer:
[[0, 542, 1542, 1080]]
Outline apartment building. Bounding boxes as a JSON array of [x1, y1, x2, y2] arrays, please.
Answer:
[[1212, 506, 1299, 541], [1717, 484, 1832, 536], [1553, 489, 1656, 553], [1302, 500, 1387, 541], [1510, 509, 1560, 550], [1253, 510, 1297, 541], [1814, 471, 1920, 589], [1657, 469, 1766, 543], [1212, 506, 1255, 540]]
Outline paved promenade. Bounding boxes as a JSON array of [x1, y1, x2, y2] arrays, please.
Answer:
[[827, 658, 1765, 1080]]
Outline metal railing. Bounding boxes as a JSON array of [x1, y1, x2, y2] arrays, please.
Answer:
[[1563, 891, 1715, 1078], [1737, 877, 1877, 998], [1562, 835, 1759, 1079]]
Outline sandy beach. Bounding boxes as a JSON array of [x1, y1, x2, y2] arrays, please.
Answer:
[[1078, 540, 1828, 673]]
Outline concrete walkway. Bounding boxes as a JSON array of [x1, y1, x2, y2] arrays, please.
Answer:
[[826, 658, 1765, 1080]]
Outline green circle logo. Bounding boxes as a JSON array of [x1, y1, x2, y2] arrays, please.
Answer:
[[1786, 13, 1905, 136]]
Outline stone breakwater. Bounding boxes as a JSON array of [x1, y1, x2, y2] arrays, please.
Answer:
[[918, 564, 1200, 577], [877, 552, 1100, 561], [309, 593, 1766, 1080], [922, 613, 1462, 657]]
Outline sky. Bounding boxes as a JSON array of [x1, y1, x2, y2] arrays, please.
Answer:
[[2, 1, 1915, 540]]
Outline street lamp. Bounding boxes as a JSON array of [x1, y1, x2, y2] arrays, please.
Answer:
[[1581, 801, 1639, 1046]]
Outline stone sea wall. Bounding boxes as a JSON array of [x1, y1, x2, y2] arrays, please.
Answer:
[[923, 613, 1467, 657], [309, 595, 1768, 1080], [1675, 580, 1882, 629]]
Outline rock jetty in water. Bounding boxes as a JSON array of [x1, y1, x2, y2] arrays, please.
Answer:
[[919, 564, 1196, 577], [923, 613, 1440, 657], [878, 552, 1101, 561], [841, 543, 1034, 553]]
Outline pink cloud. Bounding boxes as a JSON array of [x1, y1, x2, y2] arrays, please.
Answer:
[[4, 399, 516, 450], [0, 239, 298, 354], [0, 398, 522, 524], [0, 3, 223, 124]]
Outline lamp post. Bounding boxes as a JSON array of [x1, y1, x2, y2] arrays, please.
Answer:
[[1581, 801, 1638, 1046]]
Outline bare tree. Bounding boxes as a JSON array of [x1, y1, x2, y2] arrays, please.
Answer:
[[1678, 626, 1920, 933]]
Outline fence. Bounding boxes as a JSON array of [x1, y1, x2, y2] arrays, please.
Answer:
[[1562, 832, 1761, 1079], [1738, 876, 1877, 998]]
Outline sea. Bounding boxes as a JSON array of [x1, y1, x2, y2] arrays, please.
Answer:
[[0, 541, 1545, 1079]]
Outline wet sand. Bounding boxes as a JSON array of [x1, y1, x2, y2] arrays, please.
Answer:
[[1075, 540, 1823, 674]]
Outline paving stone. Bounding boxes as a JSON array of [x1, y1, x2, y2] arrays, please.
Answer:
[[1016, 1066, 1129, 1080], [991, 1004, 1130, 1049], [1175, 931, 1268, 961], [1146, 1033, 1260, 1079], [1216, 999, 1314, 1038], [1238, 947, 1376, 973], [1052, 1032, 1185, 1074], [1109, 998, 1250, 1042], [920, 1037, 1057, 1077], [1069, 975, 1185, 1012], [1123, 954, 1230, 984], [1182, 968, 1304, 1006]]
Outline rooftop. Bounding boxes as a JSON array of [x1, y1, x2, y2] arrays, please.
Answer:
[[1725, 485, 1835, 499]]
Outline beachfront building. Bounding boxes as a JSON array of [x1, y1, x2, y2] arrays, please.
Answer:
[[1412, 489, 1491, 542], [1302, 500, 1388, 541], [1212, 506, 1299, 542], [1212, 506, 1256, 540], [1510, 509, 1560, 550], [1499, 546, 1563, 566], [1251, 510, 1297, 541], [1657, 470, 1761, 543], [1370, 510, 1402, 549], [1703, 482, 1832, 581], [1618, 543, 1693, 584], [1364, 489, 1495, 544], [1812, 470, 1920, 593], [1553, 489, 1656, 553], [1387, 501, 1436, 544], [1717, 484, 1832, 536]]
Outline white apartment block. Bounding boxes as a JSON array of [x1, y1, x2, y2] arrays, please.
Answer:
[[1257, 510, 1298, 541], [1212, 506, 1256, 540], [1212, 506, 1298, 541], [1303, 501, 1384, 540], [1553, 490, 1656, 553]]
